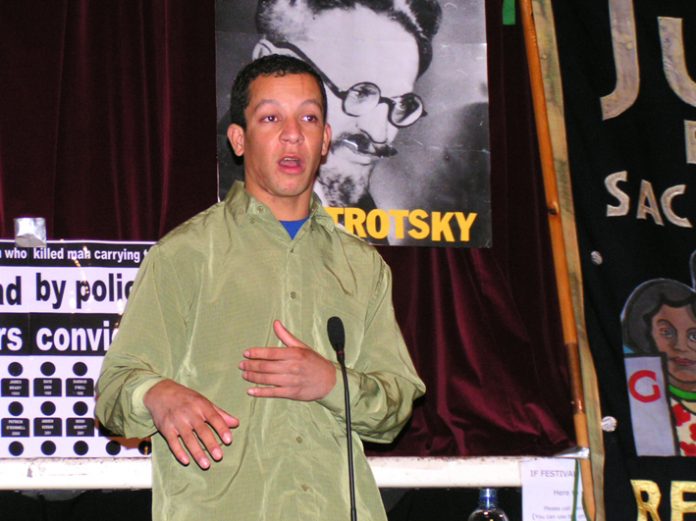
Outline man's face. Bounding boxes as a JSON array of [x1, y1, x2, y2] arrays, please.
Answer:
[[227, 73, 331, 218], [291, 7, 420, 204], [651, 304, 696, 389]]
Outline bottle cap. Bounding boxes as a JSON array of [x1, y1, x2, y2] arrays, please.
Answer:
[[480, 487, 497, 500]]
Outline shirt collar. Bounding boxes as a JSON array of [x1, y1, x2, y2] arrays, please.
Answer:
[[224, 180, 336, 232]]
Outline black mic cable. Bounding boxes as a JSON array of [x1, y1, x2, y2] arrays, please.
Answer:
[[327, 316, 357, 521]]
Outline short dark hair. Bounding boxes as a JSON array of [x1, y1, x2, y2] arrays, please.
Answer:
[[229, 54, 328, 129], [256, 0, 442, 76]]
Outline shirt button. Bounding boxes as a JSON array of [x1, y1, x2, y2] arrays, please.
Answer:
[[290, 291, 297, 299], [295, 436, 303, 444], [301, 484, 310, 492]]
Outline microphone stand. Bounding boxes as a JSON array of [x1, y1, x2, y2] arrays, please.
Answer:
[[334, 347, 357, 521]]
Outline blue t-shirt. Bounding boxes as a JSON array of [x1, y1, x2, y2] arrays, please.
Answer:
[[280, 218, 308, 239]]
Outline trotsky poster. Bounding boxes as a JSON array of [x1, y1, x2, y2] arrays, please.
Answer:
[[214, 0, 491, 247]]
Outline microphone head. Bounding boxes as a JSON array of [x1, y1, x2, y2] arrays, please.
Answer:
[[327, 316, 345, 352]]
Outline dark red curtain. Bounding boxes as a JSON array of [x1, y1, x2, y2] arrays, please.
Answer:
[[0, 1, 574, 456], [0, 1, 217, 239]]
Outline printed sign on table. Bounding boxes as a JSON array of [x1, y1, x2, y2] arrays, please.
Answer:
[[0, 240, 152, 458]]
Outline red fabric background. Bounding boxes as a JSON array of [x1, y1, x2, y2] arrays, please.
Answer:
[[0, 1, 574, 456]]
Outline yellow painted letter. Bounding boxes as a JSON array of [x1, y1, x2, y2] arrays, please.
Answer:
[[671, 481, 696, 521], [631, 479, 661, 521]]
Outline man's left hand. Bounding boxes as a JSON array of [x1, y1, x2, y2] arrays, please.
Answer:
[[239, 320, 336, 401]]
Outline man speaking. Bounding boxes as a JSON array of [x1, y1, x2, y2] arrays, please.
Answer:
[[96, 53, 424, 520]]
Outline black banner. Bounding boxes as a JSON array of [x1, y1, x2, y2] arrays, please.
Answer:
[[553, 0, 696, 518]]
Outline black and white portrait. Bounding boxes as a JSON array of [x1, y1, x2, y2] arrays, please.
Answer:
[[216, 0, 490, 247]]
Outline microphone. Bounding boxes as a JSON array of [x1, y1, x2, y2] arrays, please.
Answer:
[[327, 316, 357, 521], [327, 316, 345, 361]]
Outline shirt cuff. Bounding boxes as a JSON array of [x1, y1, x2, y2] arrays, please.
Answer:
[[131, 376, 168, 424], [317, 364, 360, 414]]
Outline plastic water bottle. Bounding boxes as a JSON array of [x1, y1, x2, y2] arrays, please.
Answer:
[[467, 488, 510, 521]]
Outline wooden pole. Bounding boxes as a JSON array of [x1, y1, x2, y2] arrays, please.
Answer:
[[517, 1, 596, 518]]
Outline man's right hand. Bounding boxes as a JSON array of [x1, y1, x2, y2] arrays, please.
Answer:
[[143, 379, 239, 469]]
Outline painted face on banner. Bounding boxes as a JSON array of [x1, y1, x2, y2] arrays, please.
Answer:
[[280, 7, 421, 206], [651, 304, 696, 389]]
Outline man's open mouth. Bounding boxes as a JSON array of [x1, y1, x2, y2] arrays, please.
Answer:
[[279, 156, 303, 169]]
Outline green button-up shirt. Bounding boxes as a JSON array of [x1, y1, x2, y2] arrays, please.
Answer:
[[96, 182, 425, 521]]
